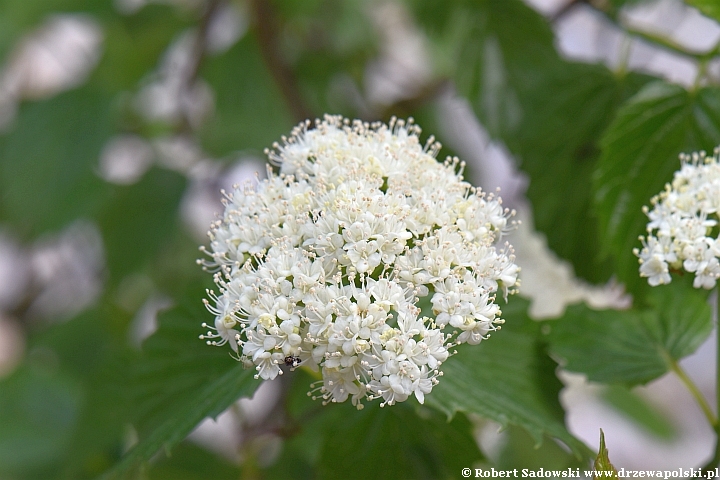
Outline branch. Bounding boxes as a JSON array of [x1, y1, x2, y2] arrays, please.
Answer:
[[250, 0, 313, 123]]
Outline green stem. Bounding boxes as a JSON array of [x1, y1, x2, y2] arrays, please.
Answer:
[[701, 292, 720, 472], [668, 355, 716, 426]]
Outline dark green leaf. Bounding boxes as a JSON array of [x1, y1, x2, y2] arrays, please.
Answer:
[[494, 425, 587, 471], [29, 304, 135, 479], [0, 363, 83, 476], [315, 402, 483, 480], [99, 301, 258, 479], [685, 0, 720, 22], [411, 0, 654, 282], [147, 442, 241, 480], [594, 82, 720, 291], [547, 282, 712, 385], [276, 0, 377, 116], [0, 88, 114, 238], [199, 33, 295, 157], [97, 167, 186, 284], [91, 5, 190, 92], [512, 66, 652, 282], [428, 298, 590, 459]]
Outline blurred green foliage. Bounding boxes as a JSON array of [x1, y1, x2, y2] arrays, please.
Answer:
[[0, 0, 718, 478]]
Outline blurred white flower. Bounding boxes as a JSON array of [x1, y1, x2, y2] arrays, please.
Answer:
[[636, 147, 720, 289], [98, 134, 155, 185], [199, 115, 520, 408], [0, 14, 103, 130]]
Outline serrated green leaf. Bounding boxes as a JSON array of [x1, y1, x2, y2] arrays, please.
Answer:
[[513, 66, 652, 282], [594, 82, 720, 291], [685, 0, 720, 22], [0, 88, 114, 238], [411, 0, 654, 283], [99, 302, 258, 479], [427, 299, 590, 459], [315, 403, 483, 480], [547, 282, 712, 385]]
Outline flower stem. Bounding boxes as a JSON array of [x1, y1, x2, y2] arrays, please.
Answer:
[[668, 357, 716, 427]]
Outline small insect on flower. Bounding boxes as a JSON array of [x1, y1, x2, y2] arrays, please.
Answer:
[[199, 115, 520, 409], [284, 355, 301, 368]]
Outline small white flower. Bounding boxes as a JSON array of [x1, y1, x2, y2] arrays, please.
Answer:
[[637, 147, 720, 289], [200, 116, 520, 407]]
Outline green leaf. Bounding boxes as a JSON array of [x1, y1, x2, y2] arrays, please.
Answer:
[[147, 442, 242, 480], [593, 430, 619, 480], [91, 5, 190, 92], [546, 282, 712, 385], [0, 88, 114, 238], [594, 82, 720, 291], [685, 0, 720, 22], [451, 0, 558, 139], [315, 403, 483, 480], [512, 65, 652, 282], [99, 301, 258, 479], [0, 363, 84, 477], [199, 33, 295, 157], [428, 298, 590, 459], [411, 0, 654, 283], [276, 0, 377, 116], [494, 425, 587, 471], [29, 304, 135, 479], [97, 167, 186, 284]]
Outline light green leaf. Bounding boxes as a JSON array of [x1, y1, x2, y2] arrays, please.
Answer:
[[593, 430, 619, 480], [428, 299, 590, 459], [99, 301, 258, 479], [685, 0, 720, 22], [594, 82, 720, 291], [547, 282, 712, 385]]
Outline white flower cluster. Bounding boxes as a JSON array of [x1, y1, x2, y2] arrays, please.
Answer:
[[199, 115, 519, 408], [636, 147, 720, 289]]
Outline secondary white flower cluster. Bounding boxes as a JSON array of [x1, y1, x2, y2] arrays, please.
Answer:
[[199, 115, 519, 408], [636, 147, 720, 289]]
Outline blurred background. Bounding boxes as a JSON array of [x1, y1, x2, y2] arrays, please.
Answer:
[[0, 0, 717, 477]]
